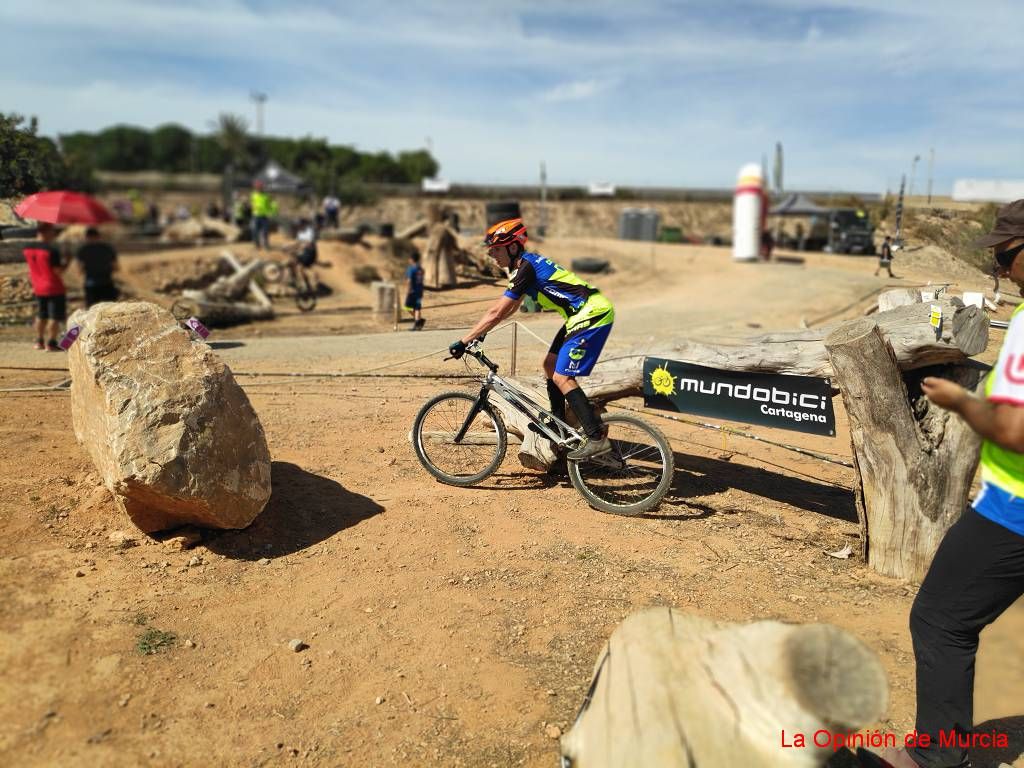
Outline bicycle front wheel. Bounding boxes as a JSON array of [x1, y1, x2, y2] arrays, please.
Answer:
[[568, 413, 674, 516], [412, 392, 507, 486]]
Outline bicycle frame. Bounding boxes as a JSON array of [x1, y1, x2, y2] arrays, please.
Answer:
[[454, 347, 585, 451]]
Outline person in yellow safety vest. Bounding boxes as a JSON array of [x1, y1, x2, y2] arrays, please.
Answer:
[[250, 180, 276, 251], [873, 199, 1024, 768]]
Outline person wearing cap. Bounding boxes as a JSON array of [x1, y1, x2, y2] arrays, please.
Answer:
[[250, 180, 276, 251], [874, 200, 1024, 768], [448, 218, 614, 461]]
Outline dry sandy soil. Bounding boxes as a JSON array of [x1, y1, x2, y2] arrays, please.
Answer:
[[1, 235, 1022, 767]]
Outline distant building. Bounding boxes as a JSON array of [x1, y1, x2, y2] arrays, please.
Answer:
[[588, 182, 616, 197], [422, 178, 451, 193], [952, 179, 1024, 203]]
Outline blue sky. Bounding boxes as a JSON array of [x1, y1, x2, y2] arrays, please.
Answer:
[[2, 0, 1021, 193]]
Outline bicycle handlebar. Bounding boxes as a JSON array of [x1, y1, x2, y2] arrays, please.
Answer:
[[447, 338, 499, 372]]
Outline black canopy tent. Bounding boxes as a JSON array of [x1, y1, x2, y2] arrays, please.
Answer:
[[768, 193, 828, 216], [251, 160, 310, 194]]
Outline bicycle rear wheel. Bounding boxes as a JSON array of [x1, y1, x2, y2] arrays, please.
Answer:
[[294, 271, 317, 312], [568, 414, 674, 516], [412, 392, 507, 486]]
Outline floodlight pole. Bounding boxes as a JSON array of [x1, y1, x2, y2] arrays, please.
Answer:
[[251, 91, 267, 136], [539, 161, 547, 237], [926, 148, 935, 204]]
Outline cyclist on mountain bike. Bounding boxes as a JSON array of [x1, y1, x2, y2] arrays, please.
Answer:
[[449, 218, 614, 460]]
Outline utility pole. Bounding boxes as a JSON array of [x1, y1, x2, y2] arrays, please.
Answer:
[[909, 154, 920, 198], [773, 142, 784, 194], [895, 174, 906, 249], [926, 148, 935, 204], [250, 91, 267, 136], [539, 161, 547, 237]]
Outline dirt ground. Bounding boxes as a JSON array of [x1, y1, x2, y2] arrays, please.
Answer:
[[1, 235, 1022, 767]]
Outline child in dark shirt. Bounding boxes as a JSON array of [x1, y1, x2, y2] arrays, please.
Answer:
[[404, 253, 425, 330]]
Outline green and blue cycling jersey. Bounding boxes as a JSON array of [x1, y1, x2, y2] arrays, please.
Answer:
[[503, 251, 614, 334]]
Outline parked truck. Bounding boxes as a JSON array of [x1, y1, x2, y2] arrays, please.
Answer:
[[803, 208, 875, 255]]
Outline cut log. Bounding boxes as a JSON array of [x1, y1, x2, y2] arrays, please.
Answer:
[[561, 608, 888, 768], [178, 250, 274, 326], [397, 219, 428, 240], [585, 298, 988, 401], [824, 320, 983, 581], [877, 287, 921, 313]]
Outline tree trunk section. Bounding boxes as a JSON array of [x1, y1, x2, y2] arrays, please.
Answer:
[[179, 250, 275, 325], [585, 299, 987, 402], [423, 222, 457, 289], [561, 608, 888, 768], [824, 320, 983, 581]]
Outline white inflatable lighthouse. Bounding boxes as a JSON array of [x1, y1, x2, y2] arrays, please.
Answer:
[[732, 163, 768, 262]]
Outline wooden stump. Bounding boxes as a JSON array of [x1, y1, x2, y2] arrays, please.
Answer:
[[561, 608, 888, 768], [824, 320, 983, 581], [371, 281, 396, 314]]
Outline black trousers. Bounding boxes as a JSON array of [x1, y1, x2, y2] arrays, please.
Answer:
[[84, 282, 119, 308], [909, 506, 1024, 768]]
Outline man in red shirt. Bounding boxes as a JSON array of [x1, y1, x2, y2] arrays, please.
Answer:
[[23, 223, 67, 351]]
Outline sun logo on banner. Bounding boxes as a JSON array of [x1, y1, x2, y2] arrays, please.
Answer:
[[649, 363, 676, 396]]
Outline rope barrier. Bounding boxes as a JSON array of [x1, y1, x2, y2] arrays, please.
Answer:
[[606, 402, 855, 469], [0, 320, 855, 476]]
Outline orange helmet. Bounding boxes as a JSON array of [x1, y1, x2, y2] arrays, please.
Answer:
[[484, 218, 527, 249]]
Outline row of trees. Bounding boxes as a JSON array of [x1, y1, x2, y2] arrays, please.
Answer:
[[1, 112, 439, 198], [0, 114, 96, 197], [59, 115, 438, 192]]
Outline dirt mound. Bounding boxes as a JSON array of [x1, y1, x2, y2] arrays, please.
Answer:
[[875, 204, 999, 279], [129, 256, 231, 294], [345, 198, 734, 241]]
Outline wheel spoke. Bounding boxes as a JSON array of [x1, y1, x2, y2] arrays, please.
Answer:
[[570, 416, 672, 515], [415, 395, 504, 484]]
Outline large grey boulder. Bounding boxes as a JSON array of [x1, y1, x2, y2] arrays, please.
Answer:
[[67, 301, 271, 532]]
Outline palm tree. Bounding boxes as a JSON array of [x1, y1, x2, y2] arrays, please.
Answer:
[[214, 113, 250, 170]]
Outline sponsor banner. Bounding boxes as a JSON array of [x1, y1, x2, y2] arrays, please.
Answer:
[[643, 358, 836, 437]]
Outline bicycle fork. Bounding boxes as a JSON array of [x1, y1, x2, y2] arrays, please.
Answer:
[[453, 387, 490, 444]]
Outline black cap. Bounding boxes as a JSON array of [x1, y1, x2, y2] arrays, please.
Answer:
[[974, 199, 1024, 248]]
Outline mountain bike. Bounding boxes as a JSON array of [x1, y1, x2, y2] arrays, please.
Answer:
[[261, 258, 317, 312], [411, 340, 674, 516]]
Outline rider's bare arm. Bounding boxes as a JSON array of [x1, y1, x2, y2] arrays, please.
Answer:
[[460, 295, 523, 344]]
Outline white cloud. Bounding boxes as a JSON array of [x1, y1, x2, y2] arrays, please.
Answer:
[[0, 0, 1021, 191], [539, 78, 619, 103]]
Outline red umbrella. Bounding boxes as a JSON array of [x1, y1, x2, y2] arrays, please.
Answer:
[[14, 190, 115, 225]]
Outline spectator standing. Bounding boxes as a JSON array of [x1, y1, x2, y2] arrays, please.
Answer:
[[874, 200, 1024, 768], [875, 235, 895, 277], [75, 227, 120, 308], [251, 180, 276, 251], [323, 194, 341, 228], [23, 223, 66, 351], [404, 252, 425, 330]]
